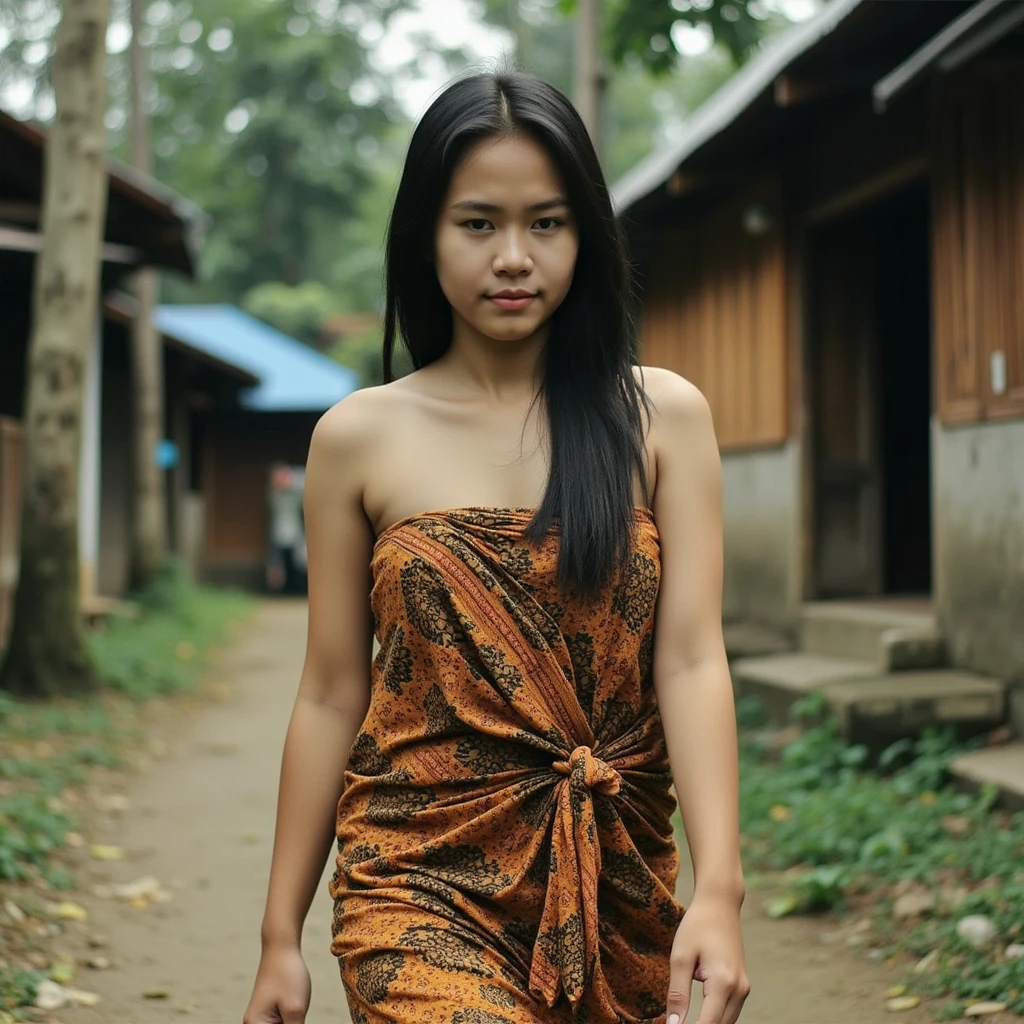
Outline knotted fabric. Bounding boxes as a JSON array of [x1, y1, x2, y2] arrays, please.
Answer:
[[330, 508, 684, 1024], [530, 746, 624, 1008]]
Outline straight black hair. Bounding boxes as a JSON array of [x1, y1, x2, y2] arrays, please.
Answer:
[[382, 70, 650, 595]]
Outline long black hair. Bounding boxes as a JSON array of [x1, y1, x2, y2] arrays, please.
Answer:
[[382, 71, 650, 595]]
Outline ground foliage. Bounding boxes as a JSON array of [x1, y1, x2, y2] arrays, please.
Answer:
[[0, 566, 251, 1016], [736, 692, 1024, 1015]]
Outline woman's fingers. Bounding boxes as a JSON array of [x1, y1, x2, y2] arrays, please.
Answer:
[[664, 950, 697, 1024], [695, 971, 751, 1024]]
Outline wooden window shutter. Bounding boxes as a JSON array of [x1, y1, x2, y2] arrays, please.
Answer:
[[933, 73, 1024, 423]]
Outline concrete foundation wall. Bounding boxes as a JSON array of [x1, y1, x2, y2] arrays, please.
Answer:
[[933, 417, 1024, 682], [721, 441, 801, 631]]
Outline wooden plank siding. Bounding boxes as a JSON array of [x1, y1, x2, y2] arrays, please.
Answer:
[[933, 70, 1024, 423], [640, 183, 788, 450]]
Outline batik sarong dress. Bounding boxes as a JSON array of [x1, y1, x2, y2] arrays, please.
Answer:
[[329, 507, 684, 1024]]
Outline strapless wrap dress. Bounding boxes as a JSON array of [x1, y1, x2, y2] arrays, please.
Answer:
[[329, 507, 684, 1024]]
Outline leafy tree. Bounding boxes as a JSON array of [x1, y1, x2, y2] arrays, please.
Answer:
[[598, 0, 784, 73], [1, 0, 415, 303], [478, 0, 788, 77], [135, 0, 408, 299]]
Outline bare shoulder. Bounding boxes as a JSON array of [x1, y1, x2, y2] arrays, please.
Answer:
[[312, 383, 397, 452], [635, 365, 713, 436]]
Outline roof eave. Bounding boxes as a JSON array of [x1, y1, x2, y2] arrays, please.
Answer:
[[611, 0, 866, 216]]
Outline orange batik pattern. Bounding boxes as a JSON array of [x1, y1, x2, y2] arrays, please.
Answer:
[[329, 507, 684, 1024]]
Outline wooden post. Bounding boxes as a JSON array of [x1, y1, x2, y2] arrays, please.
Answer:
[[129, 0, 166, 589], [0, 0, 112, 696]]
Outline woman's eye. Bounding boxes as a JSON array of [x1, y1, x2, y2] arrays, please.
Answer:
[[463, 219, 492, 232], [534, 217, 562, 231]]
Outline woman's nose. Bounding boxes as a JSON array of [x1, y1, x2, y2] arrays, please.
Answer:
[[492, 230, 533, 275]]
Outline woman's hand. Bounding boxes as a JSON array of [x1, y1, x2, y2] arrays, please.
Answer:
[[242, 944, 311, 1024], [665, 895, 750, 1024]]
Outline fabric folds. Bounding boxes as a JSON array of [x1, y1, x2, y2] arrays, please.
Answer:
[[329, 507, 684, 1024]]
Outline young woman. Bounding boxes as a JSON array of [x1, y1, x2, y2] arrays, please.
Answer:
[[243, 71, 749, 1024]]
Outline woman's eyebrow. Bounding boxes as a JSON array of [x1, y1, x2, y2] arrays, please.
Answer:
[[449, 198, 570, 213]]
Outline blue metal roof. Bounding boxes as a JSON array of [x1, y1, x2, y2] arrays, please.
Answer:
[[155, 304, 359, 412]]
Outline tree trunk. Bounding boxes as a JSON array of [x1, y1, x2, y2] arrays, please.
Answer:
[[129, 0, 166, 589], [0, 0, 112, 698], [573, 0, 605, 159]]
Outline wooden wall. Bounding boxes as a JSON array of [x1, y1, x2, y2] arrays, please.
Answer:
[[204, 412, 317, 565], [640, 181, 788, 450], [933, 68, 1024, 423]]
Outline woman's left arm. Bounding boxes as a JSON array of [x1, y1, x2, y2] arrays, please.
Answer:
[[648, 369, 750, 1024]]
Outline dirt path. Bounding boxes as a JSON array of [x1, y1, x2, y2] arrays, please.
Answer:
[[59, 600, 943, 1024]]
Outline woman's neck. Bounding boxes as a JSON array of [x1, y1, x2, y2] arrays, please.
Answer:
[[438, 320, 547, 403]]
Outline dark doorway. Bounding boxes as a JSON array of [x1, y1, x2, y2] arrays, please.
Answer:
[[875, 185, 932, 594], [809, 180, 932, 597]]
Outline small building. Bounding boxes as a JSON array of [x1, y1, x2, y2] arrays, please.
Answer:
[[0, 111, 358, 644], [153, 305, 358, 588], [614, 0, 1023, 739], [0, 108, 206, 638]]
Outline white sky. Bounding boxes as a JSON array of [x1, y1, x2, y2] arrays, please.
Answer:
[[370, 0, 820, 117], [2, 0, 820, 121]]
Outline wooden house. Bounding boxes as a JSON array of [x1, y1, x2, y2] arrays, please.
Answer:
[[0, 111, 357, 643], [614, 0, 1023, 752]]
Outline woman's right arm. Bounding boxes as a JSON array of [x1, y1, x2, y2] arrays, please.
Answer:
[[244, 397, 375, 1024]]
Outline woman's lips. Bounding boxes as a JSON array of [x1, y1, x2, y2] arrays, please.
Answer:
[[489, 293, 537, 311]]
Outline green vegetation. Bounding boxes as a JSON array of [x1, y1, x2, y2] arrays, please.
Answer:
[[0, 562, 253, 888], [734, 692, 1024, 1015], [0, 564, 253, 1013]]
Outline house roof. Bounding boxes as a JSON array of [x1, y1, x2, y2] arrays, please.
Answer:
[[155, 305, 360, 413], [0, 110, 205, 277], [612, 0, 866, 215], [610, 0, 981, 223], [103, 294, 260, 386]]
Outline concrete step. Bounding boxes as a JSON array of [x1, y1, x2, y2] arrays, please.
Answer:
[[723, 621, 792, 661], [801, 602, 946, 671], [732, 652, 1005, 744], [949, 742, 1024, 810]]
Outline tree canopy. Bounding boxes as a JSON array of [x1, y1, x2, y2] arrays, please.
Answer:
[[0, 0, 806, 380]]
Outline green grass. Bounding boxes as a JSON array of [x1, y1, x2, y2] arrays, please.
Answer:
[[0, 561, 255, 888], [736, 691, 1024, 1015]]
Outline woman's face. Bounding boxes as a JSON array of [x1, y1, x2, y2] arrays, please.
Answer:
[[434, 133, 580, 348]]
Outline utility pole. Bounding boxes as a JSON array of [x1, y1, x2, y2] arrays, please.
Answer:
[[573, 0, 605, 160], [129, 0, 166, 588]]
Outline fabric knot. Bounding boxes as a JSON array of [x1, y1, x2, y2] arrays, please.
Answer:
[[552, 745, 622, 796]]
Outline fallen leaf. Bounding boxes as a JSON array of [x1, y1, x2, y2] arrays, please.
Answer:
[[87, 956, 111, 970], [769, 804, 791, 821], [913, 949, 939, 974], [50, 960, 77, 984], [35, 980, 66, 1011], [887, 985, 908, 997], [941, 815, 971, 837], [886, 995, 921, 1011], [144, 989, 170, 999], [3, 899, 25, 923], [64, 832, 86, 848], [55, 902, 88, 922], [90, 844, 124, 861], [130, 896, 150, 910], [96, 793, 131, 813], [765, 893, 800, 919], [66, 987, 101, 1007], [965, 1002, 1008, 1016]]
